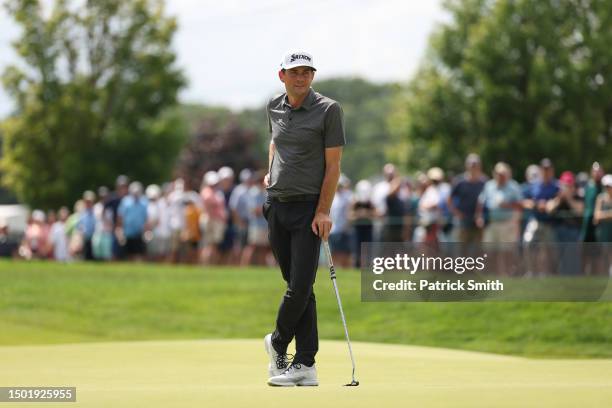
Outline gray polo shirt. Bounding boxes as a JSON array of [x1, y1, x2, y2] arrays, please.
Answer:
[[266, 88, 346, 197]]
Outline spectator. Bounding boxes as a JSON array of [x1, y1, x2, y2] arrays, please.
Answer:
[[20, 210, 50, 260], [548, 171, 584, 242], [182, 195, 202, 264], [349, 180, 377, 267], [49, 207, 70, 262], [241, 171, 270, 266], [0, 219, 18, 258], [372, 164, 397, 242], [117, 182, 148, 261], [329, 174, 353, 267], [520, 164, 542, 240], [581, 162, 604, 242], [382, 172, 407, 242], [92, 188, 114, 261], [476, 162, 522, 243], [522, 158, 559, 243], [229, 169, 255, 261], [415, 167, 444, 244], [594, 174, 612, 242], [104, 175, 130, 259], [372, 163, 397, 217], [522, 158, 559, 276], [448, 153, 487, 243], [66, 200, 85, 258], [146, 184, 171, 262], [78, 191, 97, 260], [217, 166, 236, 264], [200, 171, 227, 265], [168, 178, 187, 263]]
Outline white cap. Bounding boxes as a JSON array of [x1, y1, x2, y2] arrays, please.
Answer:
[[218, 166, 234, 180], [129, 181, 143, 195], [146, 184, 161, 200], [602, 174, 612, 187], [32, 209, 45, 223], [427, 167, 444, 182], [280, 51, 316, 71], [204, 171, 220, 186], [355, 180, 372, 202]]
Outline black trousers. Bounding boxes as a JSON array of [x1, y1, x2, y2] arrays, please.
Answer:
[[264, 197, 321, 366]]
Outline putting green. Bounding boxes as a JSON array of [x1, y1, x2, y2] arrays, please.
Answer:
[[1, 339, 611, 407]]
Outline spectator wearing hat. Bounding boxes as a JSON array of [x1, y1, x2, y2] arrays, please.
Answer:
[[448, 153, 487, 243], [49, 207, 70, 262], [329, 174, 353, 267], [117, 182, 148, 261], [372, 164, 397, 241], [78, 191, 97, 260], [522, 158, 559, 243], [20, 210, 50, 259], [522, 159, 559, 276], [168, 178, 187, 263], [581, 162, 605, 242], [146, 184, 171, 262], [182, 194, 202, 264], [476, 162, 522, 243], [415, 167, 445, 244], [200, 171, 227, 265], [217, 166, 236, 264]]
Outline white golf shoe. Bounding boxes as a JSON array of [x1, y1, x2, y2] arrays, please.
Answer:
[[264, 333, 291, 377], [267, 363, 319, 387]]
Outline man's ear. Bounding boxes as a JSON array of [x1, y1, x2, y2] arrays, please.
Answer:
[[278, 70, 285, 83]]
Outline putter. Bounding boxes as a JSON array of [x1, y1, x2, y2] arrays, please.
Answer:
[[322, 240, 359, 386]]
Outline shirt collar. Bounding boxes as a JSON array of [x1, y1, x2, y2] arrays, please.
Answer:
[[282, 88, 316, 111]]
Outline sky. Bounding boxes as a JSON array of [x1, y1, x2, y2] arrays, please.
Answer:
[[0, 0, 448, 117]]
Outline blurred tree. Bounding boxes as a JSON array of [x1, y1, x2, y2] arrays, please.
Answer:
[[389, 0, 612, 177], [172, 78, 400, 184], [314, 78, 399, 182], [0, 0, 186, 209], [174, 118, 261, 191]]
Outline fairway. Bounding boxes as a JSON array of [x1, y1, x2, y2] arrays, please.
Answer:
[[1, 339, 611, 407]]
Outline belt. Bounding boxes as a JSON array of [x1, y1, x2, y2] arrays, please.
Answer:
[[272, 194, 320, 203]]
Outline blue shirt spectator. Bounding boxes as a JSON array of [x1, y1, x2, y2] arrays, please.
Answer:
[[118, 194, 148, 238], [78, 208, 96, 240], [479, 178, 522, 222], [524, 179, 559, 222]]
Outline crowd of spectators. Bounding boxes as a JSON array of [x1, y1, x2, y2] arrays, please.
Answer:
[[1, 155, 611, 273]]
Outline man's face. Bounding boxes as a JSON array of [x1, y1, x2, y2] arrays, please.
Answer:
[[279, 66, 315, 97], [542, 166, 554, 182]]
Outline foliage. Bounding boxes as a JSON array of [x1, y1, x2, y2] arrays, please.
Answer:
[[0, 0, 186, 209], [390, 0, 612, 176]]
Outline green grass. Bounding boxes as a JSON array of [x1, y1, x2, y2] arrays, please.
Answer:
[[1, 260, 611, 358]]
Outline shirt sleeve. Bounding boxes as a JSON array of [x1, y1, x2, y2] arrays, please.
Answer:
[[323, 102, 346, 148]]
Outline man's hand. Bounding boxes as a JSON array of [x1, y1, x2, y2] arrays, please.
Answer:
[[311, 211, 332, 240], [264, 173, 270, 188]]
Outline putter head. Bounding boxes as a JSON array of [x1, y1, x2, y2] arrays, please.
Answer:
[[344, 380, 359, 386]]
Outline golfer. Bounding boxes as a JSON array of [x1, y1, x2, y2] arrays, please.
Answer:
[[263, 51, 345, 386]]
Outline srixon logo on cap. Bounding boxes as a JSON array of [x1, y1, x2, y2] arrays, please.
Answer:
[[290, 54, 312, 63]]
